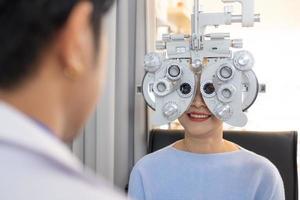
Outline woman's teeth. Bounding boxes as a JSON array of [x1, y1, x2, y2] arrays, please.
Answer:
[[189, 113, 211, 119]]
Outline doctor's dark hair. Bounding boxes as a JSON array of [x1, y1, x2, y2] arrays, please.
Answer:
[[0, 0, 114, 90]]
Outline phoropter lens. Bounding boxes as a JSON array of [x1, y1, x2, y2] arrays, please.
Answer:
[[157, 82, 167, 92], [220, 66, 233, 79], [203, 83, 215, 95], [222, 88, 232, 98], [180, 83, 192, 95], [168, 65, 181, 78]]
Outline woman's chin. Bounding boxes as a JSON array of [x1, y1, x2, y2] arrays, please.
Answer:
[[179, 115, 222, 138], [185, 126, 212, 137]]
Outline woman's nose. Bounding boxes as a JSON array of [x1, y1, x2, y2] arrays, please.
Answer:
[[192, 92, 205, 108]]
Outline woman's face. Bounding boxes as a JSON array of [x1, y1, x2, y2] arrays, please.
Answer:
[[178, 80, 223, 137]]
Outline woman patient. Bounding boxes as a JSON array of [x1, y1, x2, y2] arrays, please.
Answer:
[[128, 78, 285, 200]]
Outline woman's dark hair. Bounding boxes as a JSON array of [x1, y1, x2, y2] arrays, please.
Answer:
[[0, 0, 114, 89]]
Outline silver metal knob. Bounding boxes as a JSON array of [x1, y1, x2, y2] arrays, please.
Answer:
[[144, 53, 162, 72], [233, 51, 254, 71], [162, 102, 179, 120], [191, 59, 202, 71], [214, 104, 233, 121]]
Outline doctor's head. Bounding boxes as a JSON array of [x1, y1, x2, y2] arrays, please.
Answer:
[[178, 77, 223, 138], [0, 0, 114, 141]]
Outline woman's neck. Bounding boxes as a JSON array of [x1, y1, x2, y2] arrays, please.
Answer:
[[174, 127, 239, 154]]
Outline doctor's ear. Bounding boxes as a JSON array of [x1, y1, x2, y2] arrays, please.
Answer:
[[57, 1, 94, 80]]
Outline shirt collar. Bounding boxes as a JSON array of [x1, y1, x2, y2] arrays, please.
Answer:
[[30, 116, 57, 138], [0, 101, 84, 173]]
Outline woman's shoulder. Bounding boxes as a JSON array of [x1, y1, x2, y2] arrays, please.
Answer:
[[239, 147, 285, 197], [239, 147, 281, 177], [132, 146, 174, 171]]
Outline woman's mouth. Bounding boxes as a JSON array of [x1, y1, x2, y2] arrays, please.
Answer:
[[187, 112, 211, 122]]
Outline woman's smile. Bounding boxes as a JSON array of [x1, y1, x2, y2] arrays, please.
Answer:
[[187, 111, 212, 122]]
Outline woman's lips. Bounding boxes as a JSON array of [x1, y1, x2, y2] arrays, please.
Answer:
[[187, 112, 211, 122]]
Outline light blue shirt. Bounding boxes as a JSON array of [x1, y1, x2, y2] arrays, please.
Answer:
[[128, 145, 285, 200]]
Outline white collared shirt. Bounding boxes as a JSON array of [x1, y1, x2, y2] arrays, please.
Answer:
[[0, 102, 126, 200]]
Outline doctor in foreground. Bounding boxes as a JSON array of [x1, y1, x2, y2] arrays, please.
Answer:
[[0, 0, 126, 199], [128, 77, 285, 200]]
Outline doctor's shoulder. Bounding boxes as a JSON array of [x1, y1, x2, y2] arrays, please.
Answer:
[[0, 142, 126, 200]]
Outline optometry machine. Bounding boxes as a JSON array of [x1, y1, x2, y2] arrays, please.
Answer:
[[142, 0, 262, 127]]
